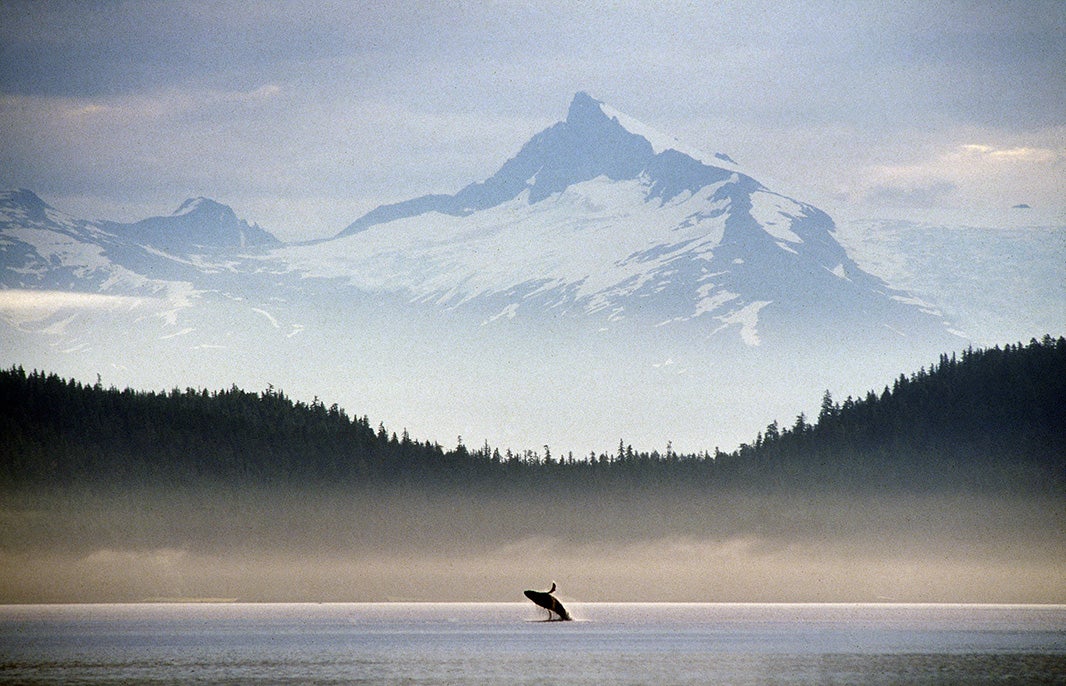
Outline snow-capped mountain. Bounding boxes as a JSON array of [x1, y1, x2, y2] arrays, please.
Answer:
[[0, 190, 281, 296], [1, 189, 175, 294], [284, 92, 955, 348], [0, 94, 960, 350]]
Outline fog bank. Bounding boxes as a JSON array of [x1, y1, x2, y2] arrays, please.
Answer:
[[1, 487, 1062, 603]]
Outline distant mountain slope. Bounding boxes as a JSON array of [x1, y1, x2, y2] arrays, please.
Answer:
[[0, 188, 184, 294], [0, 189, 280, 290], [284, 93, 958, 348], [837, 220, 1066, 347], [102, 197, 280, 252], [0, 94, 962, 349]]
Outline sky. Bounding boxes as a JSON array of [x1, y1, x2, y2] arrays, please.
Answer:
[[0, 0, 1063, 241]]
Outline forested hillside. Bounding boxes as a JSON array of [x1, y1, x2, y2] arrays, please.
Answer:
[[0, 376, 460, 488], [714, 335, 1065, 493], [2, 336, 1063, 494]]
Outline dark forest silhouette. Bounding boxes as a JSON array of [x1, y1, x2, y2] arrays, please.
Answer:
[[2, 336, 1063, 496]]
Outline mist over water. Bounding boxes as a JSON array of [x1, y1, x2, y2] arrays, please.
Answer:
[[2, 484, 1062, 604]]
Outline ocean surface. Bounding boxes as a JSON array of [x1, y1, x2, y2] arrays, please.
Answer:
[[1, 603, 1064, 684]]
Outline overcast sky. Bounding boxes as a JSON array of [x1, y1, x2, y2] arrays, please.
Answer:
[[1, 0, 1063, 240]]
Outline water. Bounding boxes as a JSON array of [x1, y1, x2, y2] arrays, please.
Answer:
[[1, 603, 1064, 684]]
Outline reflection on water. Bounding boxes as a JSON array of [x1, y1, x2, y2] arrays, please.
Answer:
[[1, 603, 1064, 685]]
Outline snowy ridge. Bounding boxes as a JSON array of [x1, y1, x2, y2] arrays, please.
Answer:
[[173, 197, 212, 216], [3, 94, 965, 354], [0, 189, 192, 296], [282, 177, 732, 317], [279, 93, 958, 346], [597, 100, 739, 172], [748, 191, 805, 244]]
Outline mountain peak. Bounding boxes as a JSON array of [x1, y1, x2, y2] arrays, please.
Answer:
[[338, 92, 743, 238], [0, 189, 53, 222], [173, 197, 233, 218], [99, 197, 280, 251], [2, 188, 50, 207], [566, 91, 609, 126]]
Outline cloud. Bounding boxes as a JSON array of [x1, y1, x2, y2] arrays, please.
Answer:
[[0, 2, 359, 98], [0, 290, 150, 312], [863, 181, 957, 209], [0, 289, 163, 330], [50, 83, 284, 123], [833, 132, 1065, 223], [956, 144, 1060, 164]]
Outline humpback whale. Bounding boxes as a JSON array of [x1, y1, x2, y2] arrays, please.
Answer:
[[523, 582, 572, 621]]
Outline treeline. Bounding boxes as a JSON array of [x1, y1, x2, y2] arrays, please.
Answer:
[[0, 375, 464, 488], [713, 335, 1065, 492], [1, 336, 1063, 494]]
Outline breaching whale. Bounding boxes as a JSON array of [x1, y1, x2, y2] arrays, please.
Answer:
[[523, 582, 572, 621]]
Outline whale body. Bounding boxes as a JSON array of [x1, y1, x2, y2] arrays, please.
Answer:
[[523, 582, 572, 621]]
